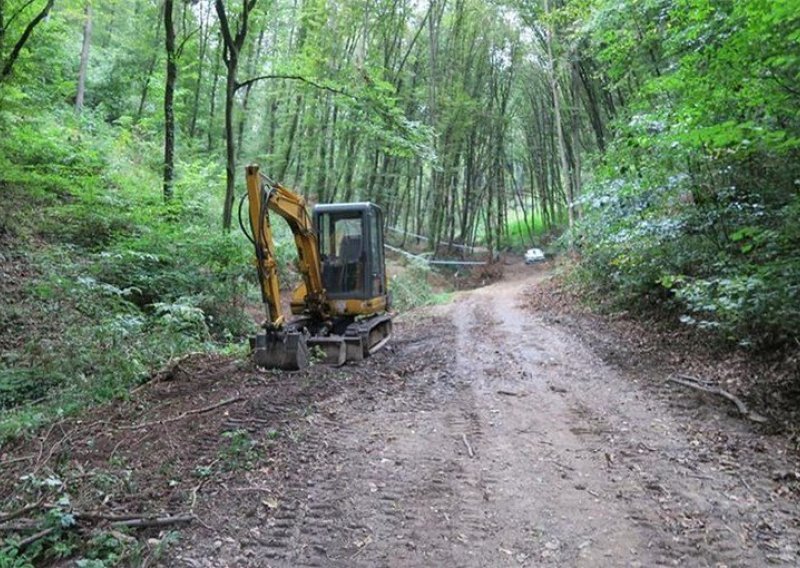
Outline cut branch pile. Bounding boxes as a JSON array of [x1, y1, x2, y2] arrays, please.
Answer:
[[0, 500, 195, 550]]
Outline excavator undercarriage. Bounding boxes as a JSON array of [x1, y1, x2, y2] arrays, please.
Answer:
[[251, 313, 393, 370]]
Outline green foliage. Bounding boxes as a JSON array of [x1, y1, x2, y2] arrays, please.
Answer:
[[390, 260, 450, 312], [500, 209, 567, 250], [219, 429, 260, 470], [0, 101, 265, 442], [574, 0, 800, 348]]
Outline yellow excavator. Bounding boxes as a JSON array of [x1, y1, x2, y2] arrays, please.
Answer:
[[239, 164, 392, 370]]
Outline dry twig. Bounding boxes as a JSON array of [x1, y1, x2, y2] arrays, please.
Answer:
[[0, 454, 35, 467], [667, 375, 768, 423], [110, 515, 195, 529], [17, 527, 55, 549], [461, 434, 475, 458], [122, 397, 243, 430], [0, 497, 45, 524], [131, 351, 205, 394], [33, 422, 70, 475], [497, 389, 522, 397]]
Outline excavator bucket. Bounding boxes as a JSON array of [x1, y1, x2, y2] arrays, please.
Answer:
[[252, 331, 310, 371]]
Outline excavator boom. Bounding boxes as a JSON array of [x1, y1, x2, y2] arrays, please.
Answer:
[[245, 165, 327, 325]]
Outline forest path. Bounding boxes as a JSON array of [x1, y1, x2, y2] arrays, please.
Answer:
[[172, 264, 799, 567]]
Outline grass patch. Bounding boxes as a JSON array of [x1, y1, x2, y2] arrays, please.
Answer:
[[500, 209, 568, 250], [466, 208, 567, 252]]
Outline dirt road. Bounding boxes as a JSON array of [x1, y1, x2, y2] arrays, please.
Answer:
[[172, 265, 799, 567]]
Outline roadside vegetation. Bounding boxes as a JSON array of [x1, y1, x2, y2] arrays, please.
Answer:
[[390, 260, 452, 312], [571, 1, 800, 351], [0, 105, 257, 442]]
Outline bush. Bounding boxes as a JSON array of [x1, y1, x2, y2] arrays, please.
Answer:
[[575, 115, 800, 348], [390, 260, 449, 312]]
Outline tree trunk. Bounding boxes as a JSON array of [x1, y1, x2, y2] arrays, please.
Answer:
[[215, 0, 258, 231], [207, 33, 221, 152], [544, 0, 573, 237], [277, 94, 303, 181], [0, 1, 6, 58], [189, 1, 213, 140], [136, 5, 164, 121], [163, 0, 176, 202], [570, 61, 582, 216], [222, 69, 236, 229], [236, 29, 265, 161], [75, 2, 92, 113]]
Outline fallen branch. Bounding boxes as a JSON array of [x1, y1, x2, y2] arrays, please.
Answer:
[[60, 506, 195, 521], [75, 511, 196, 528], [667, 375, 768, 423], [17, 527, 55, 549], [461, 434, 475, 458], [190, 464, 216, 512], [0, 454, 34, 467], [123, 397, 243, 430], [110, 515, 195, 529], [34, 429, 71, 475], [131, 351, 206, 394], [497, 389, 522, 397], [34, 421, 61, 467], [75, 511, 148, 522], [0, 521, 39, 533], [4, 513, 193, 548], [0, 497, 45, 524]]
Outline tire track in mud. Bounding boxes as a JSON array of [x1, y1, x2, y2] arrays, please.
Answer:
[[203, 315, 472, 567], [171, 269, 800, 567]]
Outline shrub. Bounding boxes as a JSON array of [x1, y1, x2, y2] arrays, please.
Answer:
[[390, 260, 448, 312]]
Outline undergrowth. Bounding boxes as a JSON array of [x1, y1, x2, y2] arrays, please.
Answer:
[[0, 105, 262, 444], [499, 209, 567, 251], [390, 259, 452, 311]]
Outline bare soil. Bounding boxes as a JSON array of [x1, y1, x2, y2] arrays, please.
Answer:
[[2, 261, 799, 566]]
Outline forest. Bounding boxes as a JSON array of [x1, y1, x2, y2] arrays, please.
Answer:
[[0, 0, 799, 562]]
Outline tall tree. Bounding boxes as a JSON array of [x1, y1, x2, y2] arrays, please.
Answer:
[[75, 1, 92, 112], [215, 0, 258, 231], [542, 0, 573, 235], [163, 0, 176, 201]]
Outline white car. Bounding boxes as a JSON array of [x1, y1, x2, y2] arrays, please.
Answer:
[[524, 248, 546, 264]]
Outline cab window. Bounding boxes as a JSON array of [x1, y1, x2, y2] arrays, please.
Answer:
[[318, 212, 364, 295]]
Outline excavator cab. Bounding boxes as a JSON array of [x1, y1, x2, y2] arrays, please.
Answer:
[[314, 203, 388, 314]]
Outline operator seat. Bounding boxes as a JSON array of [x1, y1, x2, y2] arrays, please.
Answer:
[[339, 234, 363, 292]]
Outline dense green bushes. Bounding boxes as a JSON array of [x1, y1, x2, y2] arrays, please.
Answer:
[[574, 0, 800, 348], [0, 104, 262, 440]]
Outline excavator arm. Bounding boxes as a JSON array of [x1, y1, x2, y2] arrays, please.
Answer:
[[245, 164, 328, 328]]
